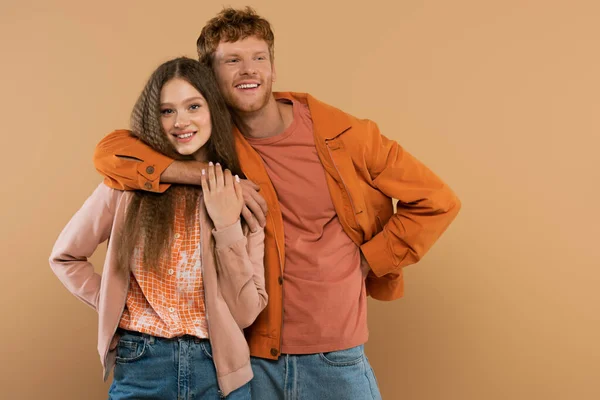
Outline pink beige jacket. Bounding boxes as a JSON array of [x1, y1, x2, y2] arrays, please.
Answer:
[[49, 183, 267, 396]]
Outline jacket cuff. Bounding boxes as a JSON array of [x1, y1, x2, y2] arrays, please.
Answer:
[[360, 230, 399, 278], [212, 220, 245, 248], [366, 271, 405, 301], [136, 155, 174, 193]]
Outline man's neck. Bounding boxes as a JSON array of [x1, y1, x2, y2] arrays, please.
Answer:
[[233, 95, 294, 139]]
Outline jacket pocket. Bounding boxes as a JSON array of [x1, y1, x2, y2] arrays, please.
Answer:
[[325, 139, 366, 231]]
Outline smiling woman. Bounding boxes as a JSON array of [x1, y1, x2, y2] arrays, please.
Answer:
[[124, 57, 242, 270], [48, 57, 267, 399], [160, 78, 213, 159]]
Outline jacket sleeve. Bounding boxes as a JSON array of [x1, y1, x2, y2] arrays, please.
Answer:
[[49, 183, 119, 310], [359, 120, 461, 278], [93, 129, 174, 193], [212, 221, 268, 329]]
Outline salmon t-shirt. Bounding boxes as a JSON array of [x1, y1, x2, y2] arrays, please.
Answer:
[[245, 98, 368, 354]]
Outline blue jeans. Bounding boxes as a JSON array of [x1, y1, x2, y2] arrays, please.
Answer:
[[250, 345, 382, 400], [108, 330, 251, 399]]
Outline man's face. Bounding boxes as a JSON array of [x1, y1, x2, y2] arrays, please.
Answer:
[[211, 36, 275, 115]]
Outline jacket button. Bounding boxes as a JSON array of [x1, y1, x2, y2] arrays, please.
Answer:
[[278, 276, 283, 285], [270, 348, 279, 356], [144, 182, 152, 190], [146, 166, 155, 174]]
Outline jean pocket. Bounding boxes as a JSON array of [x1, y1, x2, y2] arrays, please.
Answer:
[[115, 333, 147, 363], [200, 341, 213, 360], [319, 345, 364, 366]]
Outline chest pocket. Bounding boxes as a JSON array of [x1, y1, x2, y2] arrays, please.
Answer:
[[323, 138, 370, 239]]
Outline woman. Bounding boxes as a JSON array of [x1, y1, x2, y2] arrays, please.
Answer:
[[49, 57, 267, 399]]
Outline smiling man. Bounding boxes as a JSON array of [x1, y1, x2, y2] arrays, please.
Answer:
[[93, 7, 461, 399]]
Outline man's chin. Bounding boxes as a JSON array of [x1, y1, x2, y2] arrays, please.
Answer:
[[228, 95, 269, 114], [231, 102, 264, 114]]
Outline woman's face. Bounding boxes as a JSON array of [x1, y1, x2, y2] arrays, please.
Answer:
[[160, 78, 212, 161]]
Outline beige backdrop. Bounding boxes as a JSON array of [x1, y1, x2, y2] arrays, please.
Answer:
[[1, 0, 598, 399]]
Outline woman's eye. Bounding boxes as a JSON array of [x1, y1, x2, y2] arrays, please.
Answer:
[[160, 109, 173, 115], [189, 104, 200, 110]]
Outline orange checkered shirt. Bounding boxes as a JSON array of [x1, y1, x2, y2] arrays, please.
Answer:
[[118, 195, 209, 338]]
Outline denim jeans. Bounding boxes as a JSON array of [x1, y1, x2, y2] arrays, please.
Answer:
[[108, 330, 251, 399], [250, 345, 382, 400]]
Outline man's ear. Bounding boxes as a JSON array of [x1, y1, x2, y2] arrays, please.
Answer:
[[272, 61, 277, 83]]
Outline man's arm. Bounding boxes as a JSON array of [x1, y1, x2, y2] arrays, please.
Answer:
[[93, 129, 267, 230], [93, 129, 175, 192], [359, 120, 461, 278]]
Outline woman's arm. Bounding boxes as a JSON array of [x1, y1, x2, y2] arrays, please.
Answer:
[[212, 222, 267, 329], [201, 163, 267, 328], [49, 183, 118, 310]]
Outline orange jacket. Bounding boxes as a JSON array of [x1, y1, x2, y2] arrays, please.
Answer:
[[93, 92, 461, 359]]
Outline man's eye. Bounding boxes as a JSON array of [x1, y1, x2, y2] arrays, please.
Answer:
[[160, 109, 173, 115], [226, 59, 239, 63]]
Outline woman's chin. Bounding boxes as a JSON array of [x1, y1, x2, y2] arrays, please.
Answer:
[[174, 144, 201, 156]]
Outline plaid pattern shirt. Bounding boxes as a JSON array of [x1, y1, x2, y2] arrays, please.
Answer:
[[119, 196, 209, 338]]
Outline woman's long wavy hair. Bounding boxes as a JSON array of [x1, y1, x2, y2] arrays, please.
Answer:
[[118, 57, 242, 272]]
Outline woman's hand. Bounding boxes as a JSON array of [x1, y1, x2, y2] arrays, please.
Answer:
[[201, 162, 244, 230]]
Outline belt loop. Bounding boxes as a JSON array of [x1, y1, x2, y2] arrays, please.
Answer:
[[145, 334, 155, 344]]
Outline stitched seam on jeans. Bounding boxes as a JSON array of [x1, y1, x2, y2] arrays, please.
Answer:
[[115, 338, 147, 363], [318, 352, 364, 366]]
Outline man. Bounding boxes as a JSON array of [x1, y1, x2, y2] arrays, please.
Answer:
[[94, 7, 461, 399]]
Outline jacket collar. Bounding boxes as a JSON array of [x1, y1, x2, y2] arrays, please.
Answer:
[[274, 92, 352, 140]]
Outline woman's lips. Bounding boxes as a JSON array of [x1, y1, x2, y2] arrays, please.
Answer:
[[173, 131, 196, 143]]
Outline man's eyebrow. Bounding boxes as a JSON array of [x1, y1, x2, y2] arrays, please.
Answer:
[[221, 50, 268, 58]]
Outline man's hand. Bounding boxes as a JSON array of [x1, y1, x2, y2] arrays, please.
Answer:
[[239, 178, 268, 232], [163, 159, 267, 231]]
